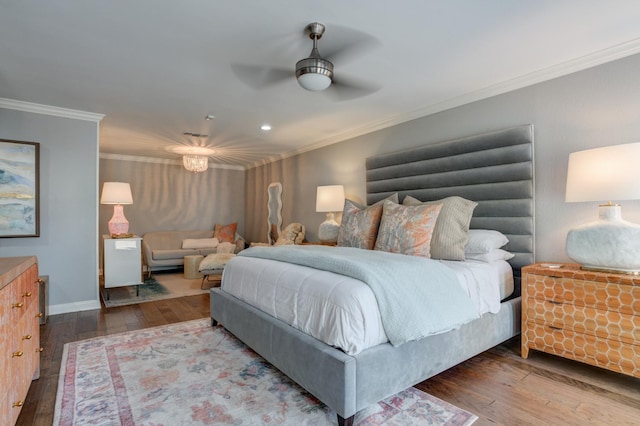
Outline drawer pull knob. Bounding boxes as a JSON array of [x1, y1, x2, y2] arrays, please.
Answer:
[[12, 351, 23, 357], [12, 302, 24, 308], [22, 334, 32, 340], [12, 401, 23, 408], [36, 347, 44, 353], [36, 312, 44, 318], [22, 291, 32, 297], [37, 278, 44, 284]]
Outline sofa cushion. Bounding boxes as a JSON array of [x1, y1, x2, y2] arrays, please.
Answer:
[[152, 249, 198, 260], [217, 242, 237, 254], [182, 237, 219, 249], [144, 230, 214, 250], [198, 247, 218, 256]]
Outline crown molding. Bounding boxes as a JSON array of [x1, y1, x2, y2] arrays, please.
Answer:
[[246, 37, 640, 170], [0, 98, 105, 122], [100, 153, 245, 171]]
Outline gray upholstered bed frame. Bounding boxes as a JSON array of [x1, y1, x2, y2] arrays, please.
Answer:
[[210, 125, 534, 425]]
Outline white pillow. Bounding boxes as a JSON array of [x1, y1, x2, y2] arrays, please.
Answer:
[[465, 230, 508, 254], [466, 248, 514, 262], [182, 238, 219, 249]]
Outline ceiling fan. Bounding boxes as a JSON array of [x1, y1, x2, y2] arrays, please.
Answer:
[[231, 22, 380, 100]]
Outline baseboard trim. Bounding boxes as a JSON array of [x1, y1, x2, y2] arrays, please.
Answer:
[[49, 299, 101, 316]]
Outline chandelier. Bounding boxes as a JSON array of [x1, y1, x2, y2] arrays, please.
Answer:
[[167, 145, 216, 172], [183, 155, 209, 173]]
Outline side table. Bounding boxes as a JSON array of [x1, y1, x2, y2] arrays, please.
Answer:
[[521, 262, 639, 378], [103, 235, 143, 299], [184, 255, 204, 279]]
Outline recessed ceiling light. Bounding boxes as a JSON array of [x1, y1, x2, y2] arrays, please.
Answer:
[[205, 114, 215, 121], [261, 124, 272, 131]]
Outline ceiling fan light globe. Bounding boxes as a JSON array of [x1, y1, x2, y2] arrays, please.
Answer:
[[297, 72, 332, 91]]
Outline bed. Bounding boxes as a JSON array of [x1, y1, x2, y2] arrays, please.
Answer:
[[210, 125, 534, 425]]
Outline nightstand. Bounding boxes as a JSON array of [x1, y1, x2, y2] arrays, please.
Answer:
[[102, 235, 143, 299], [521, 263, 639, 378]]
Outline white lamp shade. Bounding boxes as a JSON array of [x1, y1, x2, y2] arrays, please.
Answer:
[[100, 182, 133, 205], [565, 142, 640, 203], [316, 185, 345, 212]]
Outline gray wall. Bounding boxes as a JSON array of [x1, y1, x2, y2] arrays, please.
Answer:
[[99, 158, 245, 240], [0, 107, 101, 313], [245, 52, 640, 263]]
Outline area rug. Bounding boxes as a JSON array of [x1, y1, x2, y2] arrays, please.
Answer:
[[54, 318, 477, 425], [100, 272, 211, 308]]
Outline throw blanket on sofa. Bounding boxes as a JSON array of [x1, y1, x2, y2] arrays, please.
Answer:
[[238, 245, 478, 347]]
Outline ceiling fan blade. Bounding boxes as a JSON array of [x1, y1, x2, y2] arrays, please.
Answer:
[[230, 63, 293, 89], [320, 25, 381, 65], [326, 74, 381, 101]]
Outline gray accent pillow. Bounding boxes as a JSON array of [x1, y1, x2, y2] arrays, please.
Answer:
[[402, 195, 478, 260]]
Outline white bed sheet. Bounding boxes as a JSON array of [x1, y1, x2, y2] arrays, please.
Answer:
[[438, 259, 514, 313], [221, 256, 513, 355]]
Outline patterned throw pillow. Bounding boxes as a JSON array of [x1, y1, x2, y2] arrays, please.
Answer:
[[403, 195, 477, 261], [374, 200, 442, 258], [214, 222, 237, 243], [337, 200, 384, 250]]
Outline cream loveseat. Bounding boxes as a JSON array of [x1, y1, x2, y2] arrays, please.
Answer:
[[142, 230, 245, 273]]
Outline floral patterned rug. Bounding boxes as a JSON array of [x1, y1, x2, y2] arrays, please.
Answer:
[[54, 319, 477, 425]]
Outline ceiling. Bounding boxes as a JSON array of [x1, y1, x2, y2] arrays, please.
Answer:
[[3, 1, 640, 169]]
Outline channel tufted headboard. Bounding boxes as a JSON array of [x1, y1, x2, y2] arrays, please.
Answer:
[[365, 124, 535, 273]]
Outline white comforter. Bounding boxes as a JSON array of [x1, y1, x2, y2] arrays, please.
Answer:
[[221, 256, 513, 355]]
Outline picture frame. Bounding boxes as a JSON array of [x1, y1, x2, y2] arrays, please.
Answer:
[[0, 139, 40, 237]]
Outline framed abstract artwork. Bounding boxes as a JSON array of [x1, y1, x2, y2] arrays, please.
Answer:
[[0, 139, 40, 237]]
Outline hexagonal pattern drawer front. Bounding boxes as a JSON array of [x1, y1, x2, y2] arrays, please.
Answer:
[[525, 274, 640, 315], [523, 322, 640, 377], [525, 298, 640, 345]]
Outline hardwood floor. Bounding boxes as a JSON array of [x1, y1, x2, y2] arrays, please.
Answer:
[[17, 294, 640, 425]]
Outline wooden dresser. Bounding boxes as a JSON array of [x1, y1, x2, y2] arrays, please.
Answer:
[[0, 256, 41, 425], [521, 263, 639, 378]]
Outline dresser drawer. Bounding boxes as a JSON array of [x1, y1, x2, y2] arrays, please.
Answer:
[[524, 322, 640, 377], [524, 274, 640, 315], [525, 298, 639, 345], [4, 278, 24, 323], [5, 267, 38, 323]]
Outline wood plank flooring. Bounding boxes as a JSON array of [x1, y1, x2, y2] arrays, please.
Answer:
[[16, 294, 640, 425]]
